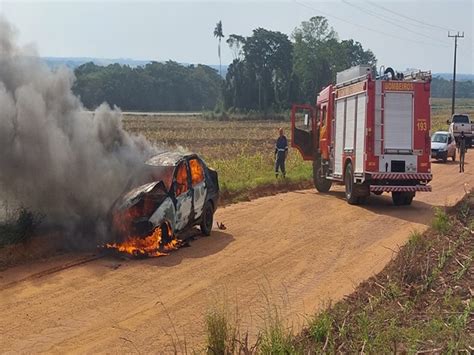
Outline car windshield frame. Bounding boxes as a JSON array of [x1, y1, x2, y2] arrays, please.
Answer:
[[431, 133, 448, 143]]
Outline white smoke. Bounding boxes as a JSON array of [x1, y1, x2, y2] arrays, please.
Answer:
[[0, 17, 157, 242]]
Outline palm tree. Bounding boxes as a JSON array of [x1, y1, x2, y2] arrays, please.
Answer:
[[213, 21, 224, 77]]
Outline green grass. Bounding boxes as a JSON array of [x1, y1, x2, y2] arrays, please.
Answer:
[[205, 307, 236, 355], [431, 207, 451, 234], [209, 152, 312, 196], [259, 304, 295, 355]]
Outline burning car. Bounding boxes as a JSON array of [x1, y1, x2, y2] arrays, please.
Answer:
[[107, 152, 219, 256]]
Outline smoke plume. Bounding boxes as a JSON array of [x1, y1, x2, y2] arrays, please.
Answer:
[[0, 18, 157, 242]]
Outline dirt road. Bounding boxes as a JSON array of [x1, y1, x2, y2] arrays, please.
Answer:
[[1, 156, 472, 353]]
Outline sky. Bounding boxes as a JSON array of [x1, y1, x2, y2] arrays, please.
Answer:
[[1, 0, 473, 74]]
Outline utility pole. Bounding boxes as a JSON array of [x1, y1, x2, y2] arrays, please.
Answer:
[[448, 31, 464, 115]]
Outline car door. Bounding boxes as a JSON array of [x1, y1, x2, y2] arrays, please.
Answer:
[[173, 161, 192, 232], [188, 157, 206, 219]]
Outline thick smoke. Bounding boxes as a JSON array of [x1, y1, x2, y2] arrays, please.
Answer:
[[0, 18, 157, 242]]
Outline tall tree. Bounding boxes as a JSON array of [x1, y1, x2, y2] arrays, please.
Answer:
[[292, 16, 376, 103], [226, 34, 245, 60], [224, 28, 293, 111], [213, 20, 224, 77]]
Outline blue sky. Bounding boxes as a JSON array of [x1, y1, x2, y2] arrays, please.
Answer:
[[1, 0, 472, 73]]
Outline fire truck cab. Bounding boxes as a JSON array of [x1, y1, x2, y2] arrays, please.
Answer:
[[291, 65, 433, 205]]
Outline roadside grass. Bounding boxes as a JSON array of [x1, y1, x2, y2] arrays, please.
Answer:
[[205, 306, 237, 354], [210, 153, 312, 204], [431, 206, 451, 234], [258, 292, 295, 355]]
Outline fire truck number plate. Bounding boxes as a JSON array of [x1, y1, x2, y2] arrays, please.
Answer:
[[417, 120, 427, 131]]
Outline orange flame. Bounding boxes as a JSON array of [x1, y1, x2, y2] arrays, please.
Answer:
[[189, 158, 204, 185], [105, 218, 179, 257]]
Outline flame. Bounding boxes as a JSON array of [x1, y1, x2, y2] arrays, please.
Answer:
[[105, 218, 180, 257], [175, 163, 188, 196], [189, 158, 204, 185]]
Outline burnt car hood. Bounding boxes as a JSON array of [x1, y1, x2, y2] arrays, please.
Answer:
[[116, 180, 169, 210]]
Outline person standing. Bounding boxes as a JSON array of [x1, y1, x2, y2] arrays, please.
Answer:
[[459, 131, 466, 173], [275, 128, 288, 178]]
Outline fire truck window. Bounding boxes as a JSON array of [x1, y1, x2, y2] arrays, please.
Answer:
[[189, 158, 205, 186], [321, 106, 327, 127], [175, 163, 189, 196]]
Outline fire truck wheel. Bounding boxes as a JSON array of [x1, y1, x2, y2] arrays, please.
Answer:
[[313, 160, 332, 193], [403, 194, 414, 205], [392, 192, 405, 206], [344, 162, 359, 205], [200, 201, 214, 236]]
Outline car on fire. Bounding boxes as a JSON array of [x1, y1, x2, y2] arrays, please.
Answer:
[[110, 152, 219, 251]]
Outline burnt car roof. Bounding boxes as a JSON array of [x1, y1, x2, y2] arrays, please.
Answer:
[[145, 151, 197, 167]]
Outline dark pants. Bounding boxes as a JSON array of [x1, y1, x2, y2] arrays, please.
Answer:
[[460, 151, 465, 172], [275, 155, 286, 177]]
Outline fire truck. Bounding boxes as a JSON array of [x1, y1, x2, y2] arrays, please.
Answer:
[[291, 65, 432, 205]]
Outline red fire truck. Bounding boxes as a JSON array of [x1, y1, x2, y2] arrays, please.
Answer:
[[291, 65, 432, 205]]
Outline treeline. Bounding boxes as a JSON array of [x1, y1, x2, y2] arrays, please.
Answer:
[[73, 61, 222, 111], [72, 16, 377, 112], [431, 77, 474, 98], [224, 16, 376, 111]]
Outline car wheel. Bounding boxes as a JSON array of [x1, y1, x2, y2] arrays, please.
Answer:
[[200, 201, 214, 236], [345, 162, 359, 205], [442, 153, 447, 163]]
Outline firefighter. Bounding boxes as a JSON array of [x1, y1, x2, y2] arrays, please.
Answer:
[[275, 127, 288, 178], [459, 131, 466, 173]]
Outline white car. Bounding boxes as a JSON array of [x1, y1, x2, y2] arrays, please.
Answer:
[[431, 131, 456, 163]]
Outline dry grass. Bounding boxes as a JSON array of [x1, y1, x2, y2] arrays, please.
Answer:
[[123, 116, 289, 160]]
